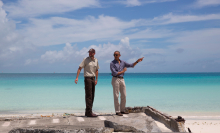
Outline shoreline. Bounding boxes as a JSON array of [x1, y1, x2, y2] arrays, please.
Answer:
[[1, 111, 220, 120], [1, 109, 220, 118]]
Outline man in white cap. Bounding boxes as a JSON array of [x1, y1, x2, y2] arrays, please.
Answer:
[[110, 51, 144, 116], [75, 48, 99, 117]]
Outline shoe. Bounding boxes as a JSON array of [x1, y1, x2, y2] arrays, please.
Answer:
[[121, 111, 129, 114], [92, 112, 97, 116], [87, 113, 98, 117], [116, 112, 123, 116], [85, 111, 96, 116]]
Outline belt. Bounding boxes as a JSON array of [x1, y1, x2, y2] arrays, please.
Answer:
[[85, 77, 95, 79], [113, 76, 123, 79]]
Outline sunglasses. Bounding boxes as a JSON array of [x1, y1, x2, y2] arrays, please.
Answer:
[[114, 54, 119, 56]]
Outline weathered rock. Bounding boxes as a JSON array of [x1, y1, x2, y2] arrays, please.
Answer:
[[125, 106, 147, 113], [104, 120, 143, 132], [145, 106, 186, 132], [104, 115, 162, 133], [9, 127, 114, 133]]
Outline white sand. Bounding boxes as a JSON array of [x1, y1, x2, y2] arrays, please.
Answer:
[[185, 120, 220, 133]]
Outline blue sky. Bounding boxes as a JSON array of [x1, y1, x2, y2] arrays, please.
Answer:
[[0, 0, 220, 73]]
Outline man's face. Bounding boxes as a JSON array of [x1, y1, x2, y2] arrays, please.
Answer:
[[114, 52, 121, 60], [89, 51, 95, 57]]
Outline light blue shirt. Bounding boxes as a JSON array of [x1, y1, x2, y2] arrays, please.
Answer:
[[110, 59, 134, 77]]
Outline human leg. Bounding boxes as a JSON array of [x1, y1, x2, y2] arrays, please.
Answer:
[[119, 79, 126, 112], [84, 77, 93, 115], [111, 77, 120, 113]]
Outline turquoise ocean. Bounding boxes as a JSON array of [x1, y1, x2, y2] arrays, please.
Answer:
[[0, 73, 220, 117]]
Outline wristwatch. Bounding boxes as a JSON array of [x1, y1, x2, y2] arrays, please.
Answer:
[[136, 61, 138, 63]]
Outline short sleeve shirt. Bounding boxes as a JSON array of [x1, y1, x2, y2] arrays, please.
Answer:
[[79, 57, 99, 77]]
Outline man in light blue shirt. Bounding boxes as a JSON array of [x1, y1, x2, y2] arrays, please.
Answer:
[[110, 51, 144, 116]]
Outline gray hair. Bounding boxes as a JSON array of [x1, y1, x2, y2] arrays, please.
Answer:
[[114, 51, 120, 55]]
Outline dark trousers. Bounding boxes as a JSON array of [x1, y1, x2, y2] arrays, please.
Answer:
[[84, 77, 95, 114]]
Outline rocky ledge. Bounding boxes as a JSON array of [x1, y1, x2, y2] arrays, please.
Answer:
[[9, 127, 114, 133]]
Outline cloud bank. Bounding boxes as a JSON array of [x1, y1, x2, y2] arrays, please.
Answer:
[[4, 0, 100, 18], [1, 0, 220, 72], [15, 13, 220, 47], [193, 0, 220, 8], [121, 0, 176, 7], [26, 37, 142, 65]]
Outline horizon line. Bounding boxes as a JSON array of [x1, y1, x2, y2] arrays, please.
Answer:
[[1, 72, 220, 74]]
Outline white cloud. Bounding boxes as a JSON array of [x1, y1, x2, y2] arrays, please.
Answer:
[[119, 37, 130, 46], [142, 0, 176, 4], [161, 28, 220, 70], [193, 0, 220, 8], [17, 12, 220, 47], [123, 0, 141, 7], [0, 0, 6, 22], [141, 13, 220, 25], [17, 15, 143, 46], [0, 1, 34, 65], [40, 43, 78, 63], [120, 0, 176, 7], [1, 0, 220, 72], [137, 28, 220, 72], [6, 27, 220, 72], [4, 0, 100, 18], [168, 28, 220, 54], [28, 37, 143, 64]]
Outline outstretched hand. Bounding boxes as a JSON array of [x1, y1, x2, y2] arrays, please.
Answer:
[[137, 57, 144, 63]]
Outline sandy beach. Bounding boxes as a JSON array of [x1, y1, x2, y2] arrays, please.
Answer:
[[185, 120, 220, 133]]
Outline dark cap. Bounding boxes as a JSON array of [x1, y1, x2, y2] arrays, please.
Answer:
[[88, 48, 95, 53]]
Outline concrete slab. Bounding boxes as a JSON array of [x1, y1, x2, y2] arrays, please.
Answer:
[[0, 121, 5, 127], [29, 120, 36, 125], [76, 117, 84, 122], [52, 118, 60, 123], [2, 122, 10, 127], [77, 116, 105, 128], [1, 113, 173, 133], [98, 116, 106, 120], [17, 119, 33, 127], [68, 116, 80, 125], [8, 120, 20, 130], [123, 114, 129, 117], [1, 121, 20, 133]]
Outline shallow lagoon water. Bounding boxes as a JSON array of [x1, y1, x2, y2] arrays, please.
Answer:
[[0, 73, 220, 116]]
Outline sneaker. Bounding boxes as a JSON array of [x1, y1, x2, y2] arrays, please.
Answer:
[[121, 111, 129, 114], [116, 112, 123, 116]]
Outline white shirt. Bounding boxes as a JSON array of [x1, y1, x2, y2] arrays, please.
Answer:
[[79, 57, 99, 77]]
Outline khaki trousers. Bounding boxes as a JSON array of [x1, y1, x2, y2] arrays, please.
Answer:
[[111, 77, 126, 113]]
